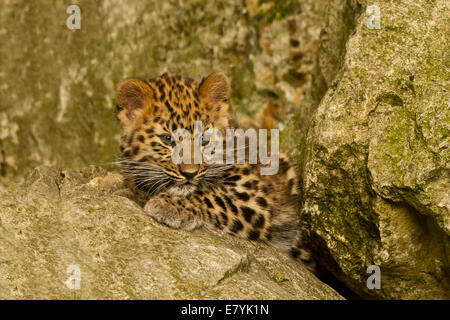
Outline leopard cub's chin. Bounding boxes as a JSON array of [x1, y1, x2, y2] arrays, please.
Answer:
[[167, 184, 197, 196]]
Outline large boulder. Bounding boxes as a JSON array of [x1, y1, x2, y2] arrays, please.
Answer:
[[0, 166, 342, 299], [297, 0, 450, 299]]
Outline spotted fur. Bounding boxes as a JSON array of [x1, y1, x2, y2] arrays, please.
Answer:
[[115, 72, 314, 271]]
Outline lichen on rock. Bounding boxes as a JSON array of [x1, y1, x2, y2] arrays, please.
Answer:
[[0, 166, 342, 299], [0, 0, 326, 181], [295, 0, 450, 299]]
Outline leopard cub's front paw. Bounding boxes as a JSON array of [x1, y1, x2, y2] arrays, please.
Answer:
[[144, 196, 201, 231]]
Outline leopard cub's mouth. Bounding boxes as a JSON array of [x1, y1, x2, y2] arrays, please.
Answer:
[[167, 182, 197, 196]]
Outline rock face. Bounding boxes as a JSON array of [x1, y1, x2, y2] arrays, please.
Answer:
[[0, 0, 324, 181], [0, 166, 342, 299], [296, 0, 450, 299]]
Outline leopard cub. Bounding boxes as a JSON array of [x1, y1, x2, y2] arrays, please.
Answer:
[[115, 72, 314, 271]]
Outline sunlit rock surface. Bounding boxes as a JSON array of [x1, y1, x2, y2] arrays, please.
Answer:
[[0, 166, 343, 299]]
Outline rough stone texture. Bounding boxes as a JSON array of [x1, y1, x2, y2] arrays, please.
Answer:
[[0, 0, 325, 181], [297, 0, 450, 299], [0, 166, 343, 299]]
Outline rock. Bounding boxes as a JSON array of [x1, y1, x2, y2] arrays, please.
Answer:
[[0, 166, 343, 299], [297, 0, 450, 299], [0, 0, 326, 181]]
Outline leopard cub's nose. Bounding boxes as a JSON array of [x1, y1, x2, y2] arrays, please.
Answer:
[[180, 170, 197, 180], [179, 164, 199, 180]]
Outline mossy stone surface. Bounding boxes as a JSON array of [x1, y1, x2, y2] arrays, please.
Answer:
[[296, 0, 449, 299], [0, 0, 323, 181]]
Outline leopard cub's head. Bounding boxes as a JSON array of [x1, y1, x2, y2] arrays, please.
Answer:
[[116, 72, 232, 197]]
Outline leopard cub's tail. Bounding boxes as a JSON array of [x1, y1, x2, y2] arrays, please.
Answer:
[[289, 228, 317, 273]]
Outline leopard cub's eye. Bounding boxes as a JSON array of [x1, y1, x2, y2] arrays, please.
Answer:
[[201, 135, 211, 146], [160, 134, 175, 146]]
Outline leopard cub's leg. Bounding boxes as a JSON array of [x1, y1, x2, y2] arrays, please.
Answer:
[[144, 192, 203, 231]]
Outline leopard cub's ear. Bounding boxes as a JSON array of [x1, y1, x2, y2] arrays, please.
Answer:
[[198, 72, 230, 104], [115, 78, 153, 128]]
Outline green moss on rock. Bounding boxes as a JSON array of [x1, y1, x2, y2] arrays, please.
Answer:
[[296, 0, 450, 299]]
